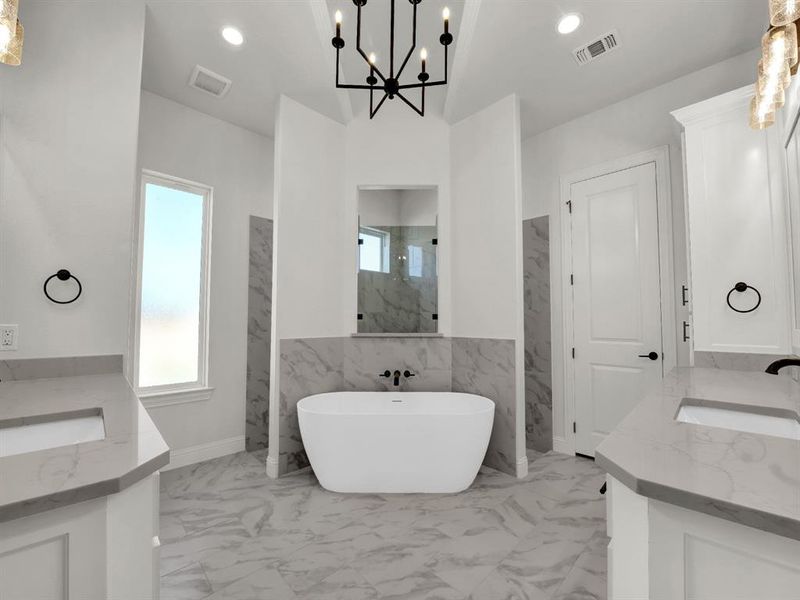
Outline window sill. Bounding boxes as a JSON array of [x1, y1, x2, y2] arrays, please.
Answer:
[[138, 386, 215, 409]]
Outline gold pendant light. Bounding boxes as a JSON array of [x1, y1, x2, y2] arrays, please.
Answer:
[[0, 17, 22, 66], [758, 57, 791, 90], [770, 0, 800, 26], [0, 0, 18, 53], [758, 75, 786, 108], [763, 23, 799, 68], [750, 96, 777, 130]]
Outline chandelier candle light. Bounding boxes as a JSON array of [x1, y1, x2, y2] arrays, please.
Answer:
[[331, 0, 454, 118]]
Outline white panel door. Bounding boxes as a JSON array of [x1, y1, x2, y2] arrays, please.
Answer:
[[571, 162, 663, 456]]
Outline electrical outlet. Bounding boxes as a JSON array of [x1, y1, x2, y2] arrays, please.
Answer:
[[0, 325, 18, 351]]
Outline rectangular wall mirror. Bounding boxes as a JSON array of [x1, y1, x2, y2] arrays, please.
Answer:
[[357, 187, 438, 334]]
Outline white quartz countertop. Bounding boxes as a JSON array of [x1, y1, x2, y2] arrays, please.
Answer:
[[0, 374, 169, 522], [595, 367, 800, 541]]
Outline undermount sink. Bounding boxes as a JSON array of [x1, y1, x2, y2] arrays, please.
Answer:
[[677, 401, 800, 441], [0, 411, 105, 458]]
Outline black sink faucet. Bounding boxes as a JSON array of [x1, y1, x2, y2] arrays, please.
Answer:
[[765, 358, 800, 375], [379, 369, 416, 387]]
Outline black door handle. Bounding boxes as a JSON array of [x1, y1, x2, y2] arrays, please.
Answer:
[[638, 352, 659, 361]]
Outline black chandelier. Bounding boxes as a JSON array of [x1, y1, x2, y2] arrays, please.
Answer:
[[331, 0, 454, 118]]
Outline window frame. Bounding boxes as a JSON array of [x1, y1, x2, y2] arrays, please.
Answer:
[[133, 170, 214, 402]]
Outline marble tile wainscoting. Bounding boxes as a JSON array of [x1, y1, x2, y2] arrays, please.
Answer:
[[246, 216, 274, 451], [523, 216, 553, 453], [451, 338, 517, 475], [277, 336, 520, 477], [279, 337, 344, 474]]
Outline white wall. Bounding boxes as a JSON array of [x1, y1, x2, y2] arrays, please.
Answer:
[[450, 94, 525, 473], [358, 190, 403, 226], [344, 110, 451, 334], [359, 188, 438, 226], [521, 48, 760, 444], [268, 95, 347, 475], [136, 90, 273, 454], [271, 95, 347, 341], [0, 2, 145, 359], [451, 95, 524, 340], [399, 189, 438, 226]]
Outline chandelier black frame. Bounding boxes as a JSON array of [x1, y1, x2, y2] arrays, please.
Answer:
[[331, 0, 453, 118]]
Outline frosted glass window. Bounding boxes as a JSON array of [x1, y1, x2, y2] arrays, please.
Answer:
[[408, 245, 422, 278], [137, 177, 210, 390], [359, 228, 390, 273]]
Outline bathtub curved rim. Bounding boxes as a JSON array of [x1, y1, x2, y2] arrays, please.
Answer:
[[297, 391, 495, 417]]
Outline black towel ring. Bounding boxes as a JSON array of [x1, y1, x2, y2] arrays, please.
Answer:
[[726, 281, 761, 314], [43, 269, 82, 304]]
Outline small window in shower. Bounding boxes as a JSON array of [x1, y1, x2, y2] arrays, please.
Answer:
[[407, 245, 423, 278], [359, 227, 390, 273], [134, 171, 212, 393]]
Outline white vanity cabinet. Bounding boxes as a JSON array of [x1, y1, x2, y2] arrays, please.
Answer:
[[607, 476, 800, 600], [672, 85, 792, 355], [0, 473, 160, 600]]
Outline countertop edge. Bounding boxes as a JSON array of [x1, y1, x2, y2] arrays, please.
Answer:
[[596, 450, 800, 542], [0, 448, 170, 524]]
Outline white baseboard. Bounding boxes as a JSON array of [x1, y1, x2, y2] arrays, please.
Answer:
[[516, 454, 529, 479], [162, 435, 245, 471], [552, 436, 573, 455]]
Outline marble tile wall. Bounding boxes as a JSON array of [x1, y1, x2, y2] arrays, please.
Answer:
[[246, 217, 274, 451], [278, 337, 344, 473], [278, 336, 519, 477], [523, 217, 553, 453], [343, 337, 452, 392], [358, 225, 437, 334], [451, 337, 517, 476], [0, 354, 122, 381]]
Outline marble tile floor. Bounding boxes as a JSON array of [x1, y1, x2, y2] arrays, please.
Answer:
[[160, 449, 608, 600]]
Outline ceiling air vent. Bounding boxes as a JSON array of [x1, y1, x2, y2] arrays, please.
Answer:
[[573, 30, 620, 66], [188, 65, 232, 98]]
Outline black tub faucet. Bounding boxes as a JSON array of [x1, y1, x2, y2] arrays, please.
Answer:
[[765, 358, 800, 375], [379, 369, 416, 387]]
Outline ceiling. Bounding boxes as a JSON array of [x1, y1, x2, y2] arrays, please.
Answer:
[[446, 0, 765, 137], [141, 0, 766, 139], [141, 1, 344, 137]]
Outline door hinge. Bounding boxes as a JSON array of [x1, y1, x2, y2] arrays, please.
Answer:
[[566, 200, 572, 214], [571, 347, 575, 359], [573, 421, 577, 434], [570, 273, 574, 285]]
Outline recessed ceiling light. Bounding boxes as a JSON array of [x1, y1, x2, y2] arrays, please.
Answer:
[[557, 13, 582, 35], [221, 26, 244, 46]]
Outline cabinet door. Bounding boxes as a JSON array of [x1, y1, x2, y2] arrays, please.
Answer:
[[649, 500, 800, 600], [0, 499, 107, 600], [675, 86, 791, 354]]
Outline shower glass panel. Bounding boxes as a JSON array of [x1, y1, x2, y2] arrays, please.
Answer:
[[357, 187, 438, 334]]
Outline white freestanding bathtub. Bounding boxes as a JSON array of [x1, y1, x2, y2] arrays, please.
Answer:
[[297, 392, 495, 494]]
